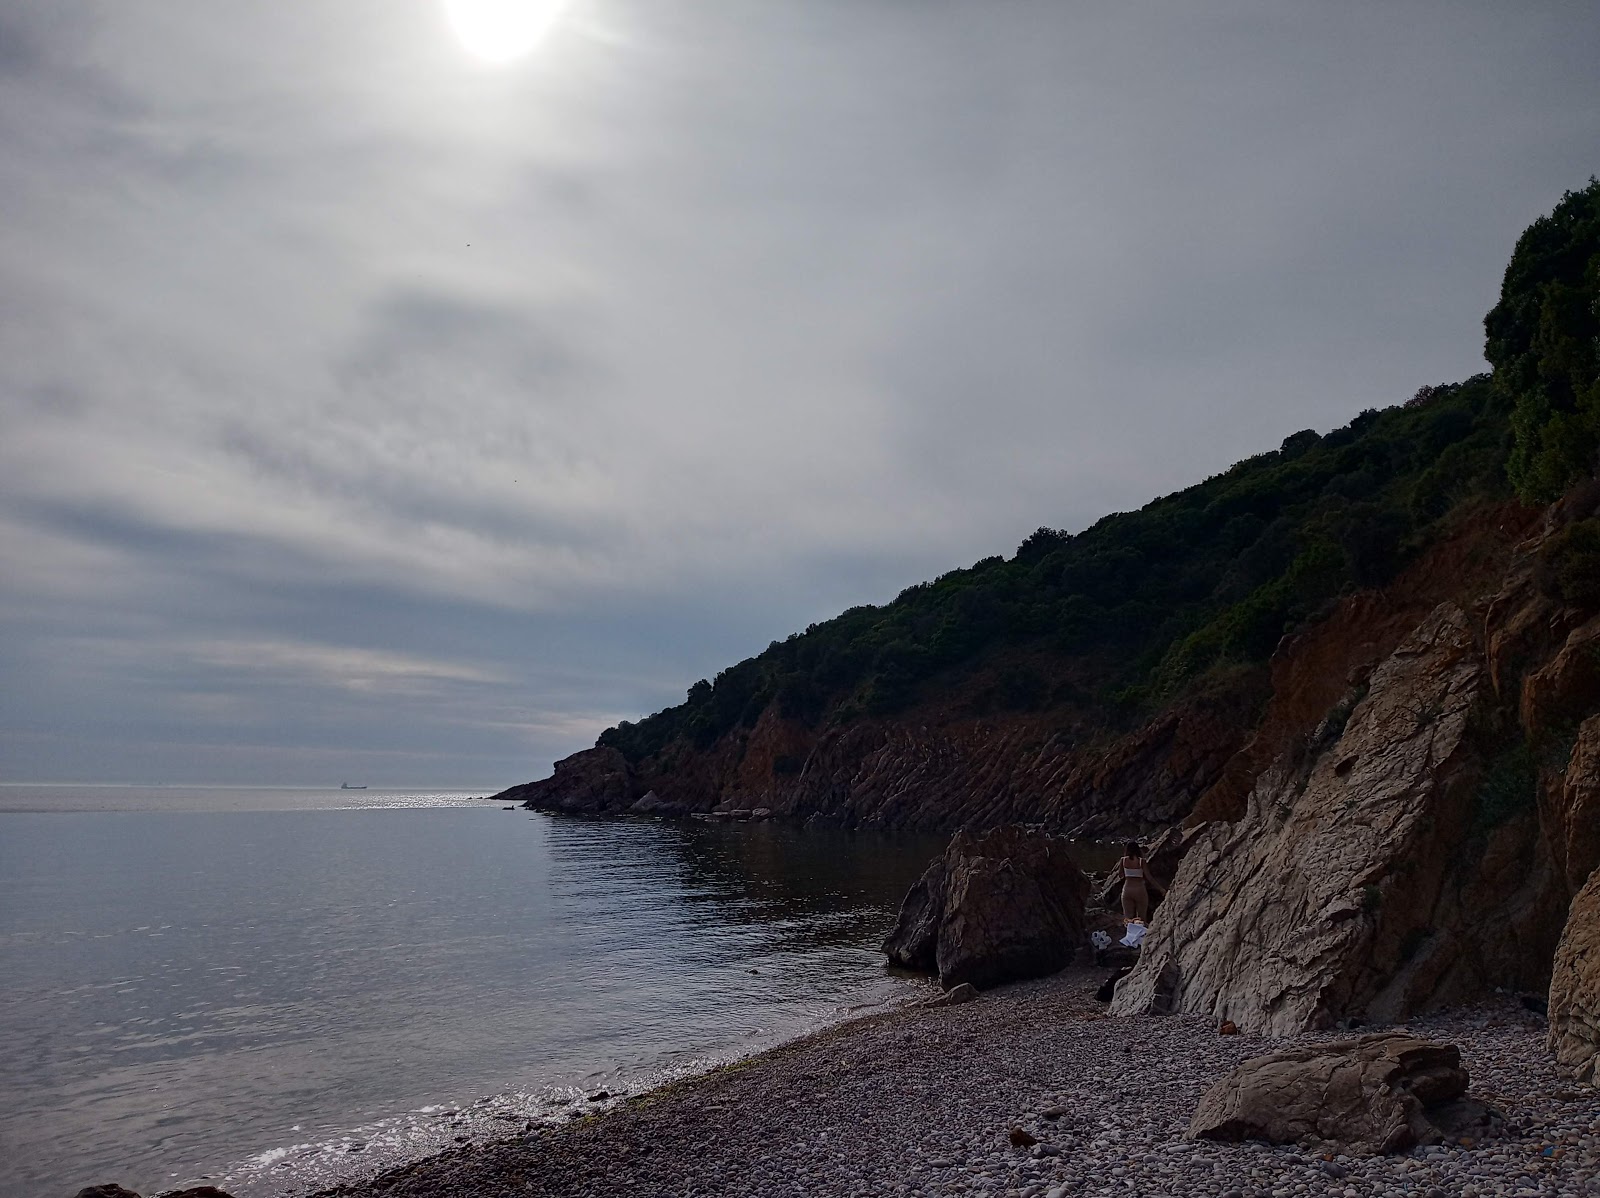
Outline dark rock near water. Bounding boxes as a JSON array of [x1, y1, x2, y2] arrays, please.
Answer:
[[74, 1187, 141, 1198], [881, 825, 1088, 991], [1187, 1033, 1499, 1154], [628, 791, 689, 817], [496, 747, 631, 814], [882, 859, 946, 974], [1094, 965, 1134, 1003]]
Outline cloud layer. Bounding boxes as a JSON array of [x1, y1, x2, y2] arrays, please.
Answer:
[[3, 0, 1599, 784]]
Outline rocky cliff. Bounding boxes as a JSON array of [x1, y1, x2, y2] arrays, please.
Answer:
[[504, 487, 1600, 1058], [497, 184, 1600, 1065], [497, 693, 1249, 836], [498, 497, 1535, 842], [1110, 490, 1600, 1049]]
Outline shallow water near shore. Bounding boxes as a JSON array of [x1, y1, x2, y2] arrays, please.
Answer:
[[0, 787, 947, 1198]]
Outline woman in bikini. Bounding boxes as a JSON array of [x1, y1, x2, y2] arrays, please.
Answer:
[[1120, 841, 1151, 925]]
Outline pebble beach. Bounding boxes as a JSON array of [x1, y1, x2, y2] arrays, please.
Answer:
[[309, 968, 1599, 1198]]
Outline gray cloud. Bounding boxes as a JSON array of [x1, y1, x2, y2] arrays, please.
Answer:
[[2, 0, 1598, 784]]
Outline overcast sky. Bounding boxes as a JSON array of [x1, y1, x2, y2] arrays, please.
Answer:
[[2, 1, 1598, 787]]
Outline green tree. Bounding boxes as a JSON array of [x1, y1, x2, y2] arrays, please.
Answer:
[[1485, 179, 1600, 501]]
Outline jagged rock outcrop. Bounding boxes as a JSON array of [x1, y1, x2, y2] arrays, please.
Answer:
[[882, 858, 946, 973], [880, 826, 1088, 991], [1545, 716, 1600, 895], [495, 490, 1600, 1040], [494, 692, 1251, 836], [1187, 1034, 1497, 1154], [1112, 604, 1558, 1033], [1548, 866, 1600, 1082], [502, 747, 630, 815]]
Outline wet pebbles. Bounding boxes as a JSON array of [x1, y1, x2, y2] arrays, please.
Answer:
[[310, 970, 1599, 1198]]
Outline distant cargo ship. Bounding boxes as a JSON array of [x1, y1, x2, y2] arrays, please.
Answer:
[[340, 782, 368, 790]]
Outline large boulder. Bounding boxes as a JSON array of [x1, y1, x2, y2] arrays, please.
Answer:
[[881, 825, 1088, 991], [1548, 865, 1600, 1082], [1188, 1033, 1495, 1154], [1112, 604, 1560, 1033]]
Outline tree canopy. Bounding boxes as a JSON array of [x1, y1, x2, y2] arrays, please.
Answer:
[[1486, 178, 1600, 502]]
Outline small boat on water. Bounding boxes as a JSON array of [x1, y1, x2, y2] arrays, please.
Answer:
[[340, 782, 368, 790]]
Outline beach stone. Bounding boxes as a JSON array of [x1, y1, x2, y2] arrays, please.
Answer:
[[159, 1189, 239, 1198], [73, 1187, 141, 1198], [1187, 1033, 1485, 1154]]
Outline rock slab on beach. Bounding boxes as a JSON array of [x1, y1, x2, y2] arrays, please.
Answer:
[[1187, 1032, 1497, 1154], [882, 825, 1088, 991], [1548, 864, 1600, 1082], [1113, 603, 1561, 1033]]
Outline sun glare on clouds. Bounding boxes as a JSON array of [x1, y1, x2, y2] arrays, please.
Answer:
[[444, 0, 572, 62]]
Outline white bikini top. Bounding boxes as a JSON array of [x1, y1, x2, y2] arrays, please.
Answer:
[[1123, 858, 1144, 878]]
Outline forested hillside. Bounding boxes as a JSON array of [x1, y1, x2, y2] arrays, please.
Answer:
[[504, 178, 1600, 834], [601, 378, 1507, 764]]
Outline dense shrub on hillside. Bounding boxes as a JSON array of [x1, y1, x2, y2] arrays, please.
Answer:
[[598, 376, 1511, 764], [1486, 178, 1600, 503], [1539, 517, 1600, 609]]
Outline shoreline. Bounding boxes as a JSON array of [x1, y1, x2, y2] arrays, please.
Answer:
[[215, 981, 935, 1198], [305, 969, 1599, 1198]]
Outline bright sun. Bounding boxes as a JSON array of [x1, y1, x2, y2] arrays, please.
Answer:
[[444, 0, 572, 62]]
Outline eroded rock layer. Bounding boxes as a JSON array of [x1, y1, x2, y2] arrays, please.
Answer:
[[1111, 604, 1562, 1033], [1548, 866, 1600, 1082]]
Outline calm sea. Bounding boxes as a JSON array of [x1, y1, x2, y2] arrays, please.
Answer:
[[0, 786, 945, 1198]]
